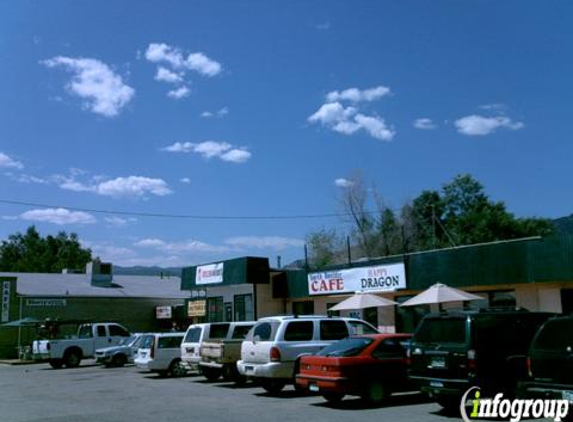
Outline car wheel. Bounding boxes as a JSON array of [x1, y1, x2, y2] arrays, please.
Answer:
[[201, 367, 221, 382], [362, 381, 388, 404], [322, 392, 345, 403], [64, 350, 81, 368], [293, 383, 307, 395], [49, 359, 63, 369], [112, 354, 127, 367], [261, 379, 286, 395], [169, 360, 186, 378]]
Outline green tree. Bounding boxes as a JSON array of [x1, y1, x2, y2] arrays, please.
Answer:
[[305, 228, 344, 269], [0, 226, 92, 272]]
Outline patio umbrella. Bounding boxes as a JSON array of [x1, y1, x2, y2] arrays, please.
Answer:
[[0, 317, 42, 327], [399, 283, 482, 307], [329, 292, 397, 311]]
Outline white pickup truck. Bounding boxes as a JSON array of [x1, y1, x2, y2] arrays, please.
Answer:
[[32, 322, 131, 369]]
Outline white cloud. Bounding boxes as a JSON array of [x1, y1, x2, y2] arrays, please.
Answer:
[[479, 103, 508, 111], [334, 178, 355, 188], [414, 118, 437, 130], [455, 115, 524, 136], [225, 236, 304, 251], [0, 152, 24, 169], [308, 102, 395, 141], [326, 86, 391, 103], [145, 43, 184, 68], [145, 43, 222, 76], [162, 141, 251, 163], [155, 67, 183, 84], [179, 177, 191, 184], [42, 56, 135, 117], [308, 102, 357, 126], [220, 149, 251, 163], [185, 52, 222, 77], [354, 114, 395, 141], [201, 107, 229, 118], [167, 86, 190, 99], [134, 238, 167, 247], [96, 176, 172, 198], [20, 208, 96, 225], [104, 216, 137, 227], [201, 111, 214, 118]]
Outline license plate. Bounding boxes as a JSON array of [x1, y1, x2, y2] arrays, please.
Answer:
[[563, 390, 573, 403], [431, 357, 446, 368], [430, 381, 444, 388], [244, 366, 254, 375], [309, 383, 319, 392]]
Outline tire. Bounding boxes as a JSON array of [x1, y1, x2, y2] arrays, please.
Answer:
[[221, 364, 234, 382], [362, 381, 389, 404], [261, 379, 286, 395], [112, 354, 127, 367], [49, 359, 63, 369], [201, 367, 221, 382], [322, 392, 345, 403], [168, 360, 186, 378], [64, 349, 82, 368], [293, 383, 307, 395]]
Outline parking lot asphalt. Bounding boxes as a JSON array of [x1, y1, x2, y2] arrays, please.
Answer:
[[0, 361, 554, 422]]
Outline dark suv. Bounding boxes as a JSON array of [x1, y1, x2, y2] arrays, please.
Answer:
[[408, 309, 554, 410], [519, 315, 573, 404]]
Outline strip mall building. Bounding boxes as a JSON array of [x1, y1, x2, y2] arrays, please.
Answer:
[[180, 235, 573, 332]]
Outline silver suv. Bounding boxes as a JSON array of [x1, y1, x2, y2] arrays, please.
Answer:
[[237, 315, 378, 393]]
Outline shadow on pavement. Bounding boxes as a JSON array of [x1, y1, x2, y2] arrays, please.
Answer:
[[311, 392, 432, 411]]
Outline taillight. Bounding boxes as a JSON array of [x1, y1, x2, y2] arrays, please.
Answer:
[[150, 338, 156, 359], [270, 347, 281, 362], [527, 357, 532, 377], [468, 349, 477, 370]]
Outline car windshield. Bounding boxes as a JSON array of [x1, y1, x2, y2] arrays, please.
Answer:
[[317, 337, 374, 357], [120, 336, 136, 346], [533, 318, 573, 351], [414, 317, 467, 344]]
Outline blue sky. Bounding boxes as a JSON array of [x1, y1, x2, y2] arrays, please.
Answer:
[[1, 1, 572, 268]]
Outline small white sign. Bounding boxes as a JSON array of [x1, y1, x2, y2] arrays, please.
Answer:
[[156, 306, 172, 319], [196, 263, 224, 285], [1, 281, 11, 322]]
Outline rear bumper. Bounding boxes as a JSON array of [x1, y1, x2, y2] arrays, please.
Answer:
[[296, 374, 353, 394], [519, 381, 573, 401], [237, 360, 294, 380], [410, 375, 470, 398], [199, 361, 224, 370]]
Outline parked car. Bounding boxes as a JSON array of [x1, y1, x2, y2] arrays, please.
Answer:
[[32, 322, 131, 369], [135, 332, 186, 377], [408, 309, 554, 410], [237, 315, 379, 394], [95, 333, 146, 367], [296, 333, 412, 403], [518, 315, 573, 404], [198, 321, 256, 382]]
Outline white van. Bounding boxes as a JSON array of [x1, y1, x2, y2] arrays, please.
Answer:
[[237, 315, 378, 393], [180, 323, 209, 372], [135, 332, 185, 377]]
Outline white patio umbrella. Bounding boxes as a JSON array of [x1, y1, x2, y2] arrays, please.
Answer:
[[399, 283, 482, 308], [329, 292, 397, 311]]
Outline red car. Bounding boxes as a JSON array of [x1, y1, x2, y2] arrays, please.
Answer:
[[296, 333, 412, 403]]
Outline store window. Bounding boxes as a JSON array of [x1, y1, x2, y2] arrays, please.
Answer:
[[292, 301, 314, 316], [561, 289, 573, 314], [326, 303, 340, 317], [363, 307, 378, 328], [207, 297, 224, 322], [234, 294, 254, 321]]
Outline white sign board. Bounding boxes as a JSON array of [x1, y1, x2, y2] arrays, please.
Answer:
[[196, 263, 224, 285], [308, 263, 406, 296], [1, 281, 10, 322], [156, 306, 172, 319]]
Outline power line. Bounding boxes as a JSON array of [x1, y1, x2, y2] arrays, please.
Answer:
[[0, 199, 362, 221]]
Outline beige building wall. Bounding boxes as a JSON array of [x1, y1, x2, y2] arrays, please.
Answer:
[[255, 284, 285, 318]]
